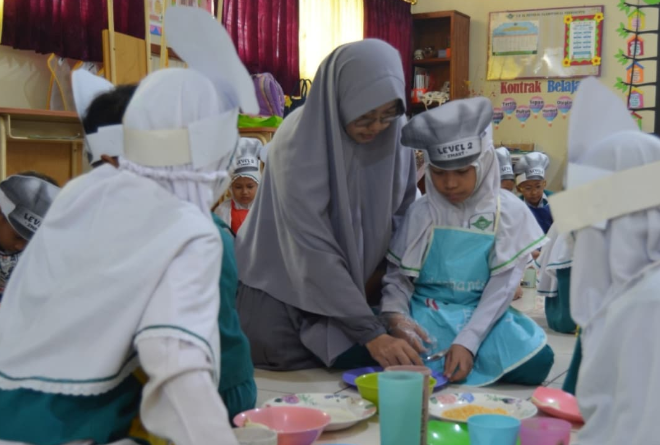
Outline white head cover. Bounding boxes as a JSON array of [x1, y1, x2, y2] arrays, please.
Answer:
[[72, 70, 124, 165], [495, 147, 514, 180], [232, 138, 262, 184], [120, 7, 258, 214], [402, 97, 493, 170], [549, 77, 660, 445], [389, 99, 547, 278], [0, 175, 60, 241], [514, 152, 549, 185]]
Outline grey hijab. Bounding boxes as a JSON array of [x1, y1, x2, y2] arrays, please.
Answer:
[[235, 39, 416, 360]]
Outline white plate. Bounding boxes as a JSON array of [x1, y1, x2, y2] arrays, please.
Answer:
[[428, 392, 538, 423], [262, 393, 377, 431]]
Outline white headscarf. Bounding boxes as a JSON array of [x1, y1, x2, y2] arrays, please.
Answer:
[[557, 79, 660, 445], [389, 109, 546, 278], [570, 133, 660, 335], [119, 68, 235, 216]]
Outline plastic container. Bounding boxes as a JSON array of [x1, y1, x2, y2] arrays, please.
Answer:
[[386, 365, 432, 445], [355, 372, 436, 408], [233, 406, 330, 445], [379, 371, 424, 445], [519, 417, 571, 445], [468, 414, 520, 445]]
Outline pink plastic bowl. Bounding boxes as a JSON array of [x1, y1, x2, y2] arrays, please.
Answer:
[[531, 386, 584, 423], [234, 406, 331, 445]]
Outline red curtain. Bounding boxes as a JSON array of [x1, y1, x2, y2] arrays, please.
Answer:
[[363, 0, 413, 106], [222, 0, 299, 94], [1, 0, 144, 62]]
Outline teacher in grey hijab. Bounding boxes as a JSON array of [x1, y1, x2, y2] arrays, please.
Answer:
[[235, 40, 422, 371]]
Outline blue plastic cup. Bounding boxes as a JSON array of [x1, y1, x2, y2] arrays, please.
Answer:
[[467, 414, 521, 445], [378, 371, 424, 445]]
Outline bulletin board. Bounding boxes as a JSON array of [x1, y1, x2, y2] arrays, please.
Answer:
[[487, 6, 604, 80]]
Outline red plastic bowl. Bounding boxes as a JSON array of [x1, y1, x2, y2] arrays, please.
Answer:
[[234, 406, 331, 445]]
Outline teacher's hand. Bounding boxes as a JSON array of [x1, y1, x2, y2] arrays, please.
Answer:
[[366, 334, 424, 368], [443, 344, 474, 382], [385, 313, 433, 354]]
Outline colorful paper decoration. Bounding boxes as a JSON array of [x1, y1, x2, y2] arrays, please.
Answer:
[[515, 105, 531, 127], [502, 97, 517, 119], [629, 88, 644, 109], [563, 13, 604, 67], [493, 107, 504, 128], [542, 104, 558, 126], [557, 96, 573, 118], [631, 111, 643, 130], [529, 96, 544, 119], [627, 35, 645, 57], [628, 10, 646, 31], [626, 62, 645, 84]]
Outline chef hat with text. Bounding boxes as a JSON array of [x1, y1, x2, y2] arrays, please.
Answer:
[[495, 147, 515, 180], [515, 152, 550, 185], [401, 97, 492, 170], [0, 175, 60, 241]]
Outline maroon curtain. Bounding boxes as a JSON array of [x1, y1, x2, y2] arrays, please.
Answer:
[[364, 0, 413, 106], [222, 0, 299, 94], [1, 0, 144, 62]]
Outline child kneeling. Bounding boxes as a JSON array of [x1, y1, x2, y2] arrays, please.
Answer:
[[381, 97, 553, 386]]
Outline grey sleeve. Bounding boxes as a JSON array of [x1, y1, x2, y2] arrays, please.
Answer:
[[380, 261, 415, 315], [453, 260, 526, 355], [335, 315, 386, 345]]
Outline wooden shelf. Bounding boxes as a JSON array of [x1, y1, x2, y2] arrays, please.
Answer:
[[412, 10, 470, 114], [413, 57, 450, 67]]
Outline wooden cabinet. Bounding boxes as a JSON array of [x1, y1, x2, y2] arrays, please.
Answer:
[[0, 108, 85, 186], [411, 10, 470, 114]]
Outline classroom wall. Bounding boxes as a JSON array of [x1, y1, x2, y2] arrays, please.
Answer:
[[0, 46, 52, 109], [413, 0, 657, 190], [0, 45, 183, 109]]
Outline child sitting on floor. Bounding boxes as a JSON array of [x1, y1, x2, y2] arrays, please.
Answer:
[[0, 173, 59, 302], [515, 152, 553, 233], [381, 97, 553, 386], [495, 147, 516, 192], [214, 138, 262, 234]]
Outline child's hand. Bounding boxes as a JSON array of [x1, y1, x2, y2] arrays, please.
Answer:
[[443, 344, 474, 382], [532, 249, 541, 260], [366, 334, 424, 368]]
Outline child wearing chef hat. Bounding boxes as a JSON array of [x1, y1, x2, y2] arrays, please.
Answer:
[[72, 70, 136, 168], [515, 152, 554, 233], [381, 97, 553, 386], [0, 172, 60, 302], [214, 137, 262, 234], [495, 147, 516, 192], [0, 7, 258, 445]]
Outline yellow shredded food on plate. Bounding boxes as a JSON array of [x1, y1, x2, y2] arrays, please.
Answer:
[[442, 405, 508, 421]]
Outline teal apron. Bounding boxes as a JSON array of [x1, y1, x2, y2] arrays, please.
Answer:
[[411, 202, 547, 386]]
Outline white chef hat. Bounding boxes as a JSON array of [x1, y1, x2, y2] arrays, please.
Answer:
[[122, 7, 258, 171], [495, 147, 514, 180], [118, 7, 258, 214], [72, 70, 125, 165], [232, 138, 262, 184], [401, 97, 493, 170], [0, 175, 60, 241], [515, 152, 550, 185]]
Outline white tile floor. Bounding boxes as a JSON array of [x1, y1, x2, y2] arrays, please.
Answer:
[[252, 288, 580, 444]]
